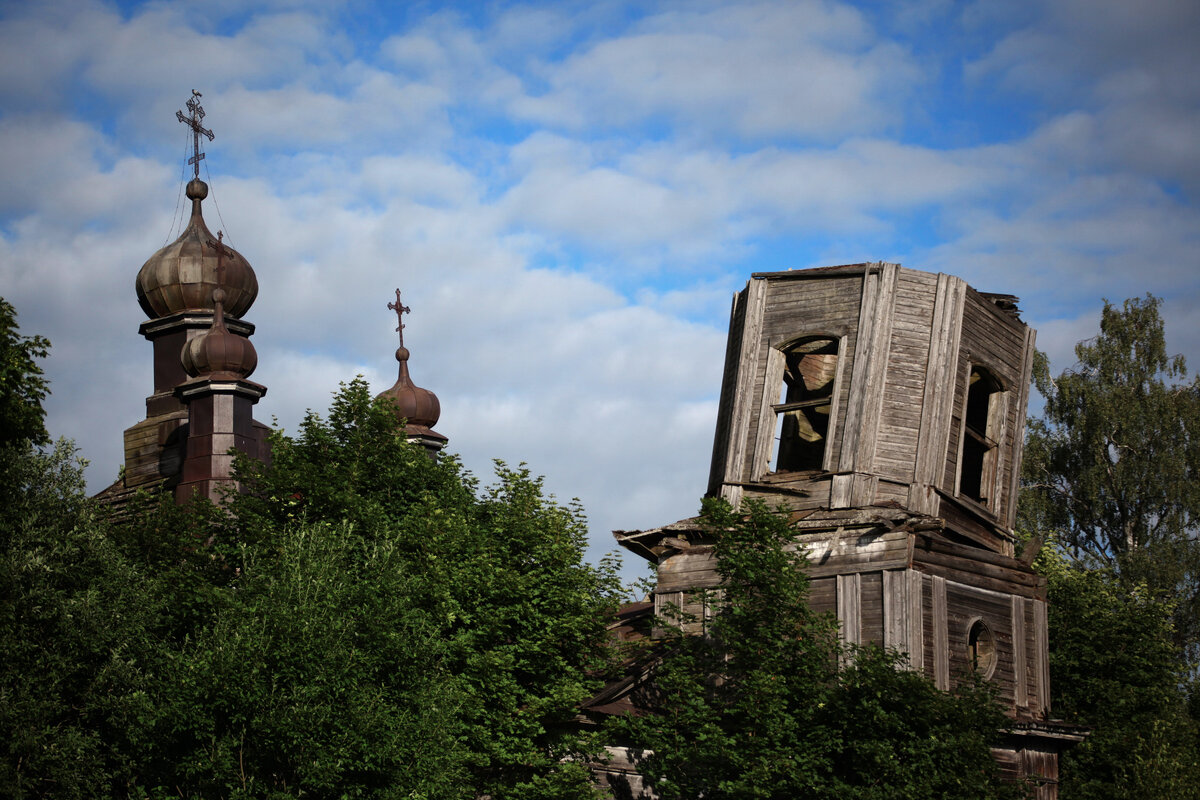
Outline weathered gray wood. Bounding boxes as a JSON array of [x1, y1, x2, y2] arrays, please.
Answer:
[[861, 571, 884, 645], [909, 274, 965, 512], [907, 570, 924, 671], [751, 346, 786, 481], [722, 277, 767, 503], [1034, 599, 1049, 712], [823, 334, 849, 473], [707, 288, 747, 497], [1012, 595, 1028, 709], [932, 575, 949, 689], [914, 550, 1042, 597], [837, 572, 862, 647], [852, 262, 898, 475], [850, 473, 879, 507], [809, 576, 836, 615], [1006, 324, 1037, 528], [837, 268, 877, 473], [830, 473, 854, 509]]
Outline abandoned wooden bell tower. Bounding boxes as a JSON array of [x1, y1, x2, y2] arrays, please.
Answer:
[[613, 262, 1083, 797]]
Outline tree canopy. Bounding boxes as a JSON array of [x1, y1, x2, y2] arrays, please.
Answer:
[[0, 297, 50, 448], [1021, 295, 1200, 665], [611, 499, 1018, 800], [1, 373, 624, 799], [1019, 294, 1200, 798]]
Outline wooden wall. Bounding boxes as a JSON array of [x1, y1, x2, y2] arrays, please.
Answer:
[[705, 264, 1036, 543]]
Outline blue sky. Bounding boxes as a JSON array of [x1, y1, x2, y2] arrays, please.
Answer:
[[2, 0, 1198, 583]]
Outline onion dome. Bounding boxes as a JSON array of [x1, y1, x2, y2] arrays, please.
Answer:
[[379, 344, 441, 428], [136, 178, 258, 319], [376, 289, 441, 429], [181, 286, 258, 380]]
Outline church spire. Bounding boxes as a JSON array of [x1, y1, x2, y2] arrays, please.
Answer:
[[376, 289, 446, 455]]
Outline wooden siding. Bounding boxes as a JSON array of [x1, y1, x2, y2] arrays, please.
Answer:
[[909, 274, 966, 514], [743, 274, 864, 482], [873, 267, 938, 483], [860, 571, 884, 645], [943, 288, 1030, 522], [707, 288, 749, 496], [946, 581, 1017, 706]]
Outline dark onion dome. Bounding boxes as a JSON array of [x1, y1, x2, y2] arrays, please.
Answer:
[[377, 345, 440, 429], [180, 288, 258, 380], [136, 178, 258, 319]]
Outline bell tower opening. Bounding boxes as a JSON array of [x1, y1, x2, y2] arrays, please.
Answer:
[[959, 366, 1003, 505], [771, 336, 839, 473]]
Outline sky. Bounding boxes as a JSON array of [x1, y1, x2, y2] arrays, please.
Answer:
[[1, 0, 1198, 585]]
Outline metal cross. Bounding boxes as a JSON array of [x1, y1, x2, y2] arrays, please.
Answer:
[[388, 288, 410, 347], [176, 90, 214, 180]]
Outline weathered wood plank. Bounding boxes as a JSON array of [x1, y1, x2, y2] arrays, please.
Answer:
[[750, 346, 786, 481], [861, 571, 884, 645], [910, 274, 965, 511], [932, 575, 949, 689], [837, 572, 862, 647], [1012, 595, 1028, 709], [728, 279, 767, 495], [707, 287, 747, 496], [1034, 599, 1049, 712]]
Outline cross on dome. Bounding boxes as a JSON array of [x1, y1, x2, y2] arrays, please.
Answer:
[[176, 90, 214, 180], [388, 288, 411, 348]]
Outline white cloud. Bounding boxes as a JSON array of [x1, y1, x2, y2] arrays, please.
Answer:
[[1, 0, 1198, 585], [508, 1, 920, 140]]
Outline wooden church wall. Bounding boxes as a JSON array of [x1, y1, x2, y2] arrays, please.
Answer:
[[942, 288, 1034, 521], [873, 267, 939, 485], [742, 273, 864, 483]]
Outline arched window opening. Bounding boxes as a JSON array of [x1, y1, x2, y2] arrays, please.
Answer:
[[960, 367, 1002, 504], [967, 618, 997, 679], [771, 337, 838, 472]]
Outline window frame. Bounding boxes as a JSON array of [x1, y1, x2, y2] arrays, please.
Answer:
[[754, 334, 846, 479], [955, 364, 1007, 510]]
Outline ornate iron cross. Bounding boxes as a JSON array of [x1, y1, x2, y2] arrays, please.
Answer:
[[177, 90, 214, 180], [388, 289, 410, 347]]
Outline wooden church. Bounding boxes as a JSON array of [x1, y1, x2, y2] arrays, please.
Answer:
[[599, 263, 1084, 798]]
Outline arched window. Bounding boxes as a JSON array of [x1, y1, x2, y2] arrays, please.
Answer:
[[959, 366, 1002, 504], [771, 337, 839, 472], [967, 618, 997, 679]]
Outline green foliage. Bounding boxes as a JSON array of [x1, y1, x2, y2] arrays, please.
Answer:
[[0, 440, 159, 798], [0, 368, 622, 798], [1022, 295, 1200, 665], [1037, 547, 1200, 799], [613, 499, 1017, 800], [1020, 296, 1200, 798], [0, 297, 51, 447]]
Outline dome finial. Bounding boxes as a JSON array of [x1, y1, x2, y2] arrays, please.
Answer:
[[377, 288, 441, 431], [136, 95, 259, 321]]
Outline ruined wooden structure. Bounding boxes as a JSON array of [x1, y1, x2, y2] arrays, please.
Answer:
[[600, 263, 1083, 798]]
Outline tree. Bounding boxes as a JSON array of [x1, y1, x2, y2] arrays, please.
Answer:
[[1035, 547, 1200, 799], [611, 499, 1018, 800], [0, 297, 51, 448], [125, 380, 622, 799], [0, 348, 624, 797], [0, 440, 162, 799], [1021, 295, 1200, 667]]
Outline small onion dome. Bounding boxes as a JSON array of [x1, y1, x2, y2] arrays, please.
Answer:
[[136, 178, 258, 319], [181, 288, 258, 379], [377, 345, 440, 428]]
